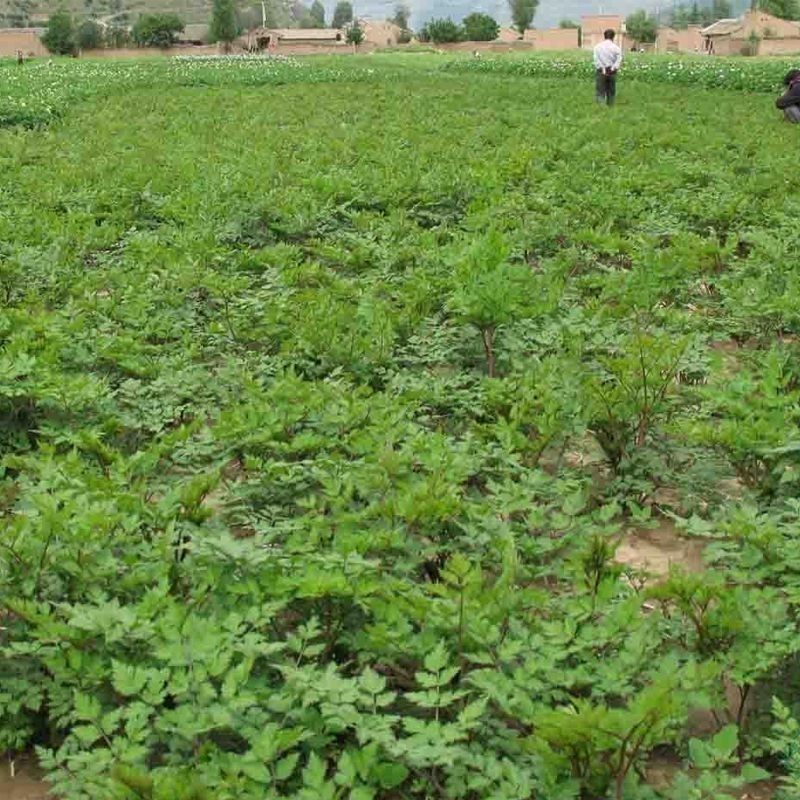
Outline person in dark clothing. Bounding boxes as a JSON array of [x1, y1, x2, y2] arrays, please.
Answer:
[[776, 69, 800, 123]]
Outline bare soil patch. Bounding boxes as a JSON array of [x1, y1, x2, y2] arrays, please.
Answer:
[[0, 756, 50, 800], [616, 517, 705, 578]]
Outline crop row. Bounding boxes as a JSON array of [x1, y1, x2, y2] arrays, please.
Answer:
[[443, 51, 797, 92]]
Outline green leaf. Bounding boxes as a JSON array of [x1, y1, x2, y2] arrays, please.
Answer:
[[111, 661, 149, 697], [241, 760, 271, 783], [688, 738, 713, 769], [710, 724, 738, 758], [275, 752, 299, 781], [375, 762, 409, 789], [423, 641, 449, 673], [740, 763, 770, 783]]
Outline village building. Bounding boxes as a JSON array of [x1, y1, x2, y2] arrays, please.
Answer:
[[495, 27, 521, 43], [242, 27, 345, 52], [655, 24, 703, 54], [523, 27, 580, 50], [359, 19, 403, 47], [0, 27, 46, 57], [580, 14, 627, 51], [701, 9, 800, 55], [178, 23, 210, 45]]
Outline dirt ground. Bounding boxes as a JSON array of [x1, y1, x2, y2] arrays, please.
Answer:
[[616, 516, 706, 578], [0, 756, 50, 800]]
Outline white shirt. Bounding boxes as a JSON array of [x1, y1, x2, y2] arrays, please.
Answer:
[[593, 39, 622, 72]]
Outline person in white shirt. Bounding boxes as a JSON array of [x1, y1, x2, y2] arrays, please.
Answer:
[[593, 29, 623, 105]]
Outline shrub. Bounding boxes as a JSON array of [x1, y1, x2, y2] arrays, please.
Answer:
[[420, 17, 463, 43], [345, 20, 364, 45], [132, 13, 184, 48], [41, 9, 76, 55], [76, 19, 104, 50], [462, 12, 499, 41], [209, 0, 239, 48]]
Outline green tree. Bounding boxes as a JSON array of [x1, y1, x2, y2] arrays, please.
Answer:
[[332, 1, 353, 28], [310, 0, 325, 26], [671, 3, 691, 28], [421, 17, 463, 42], [41, 8, 76, 55], [209, 0, 239, 48], [392, 2, 410, 29], [462, 12, 499, 40], [712, 0, 733, 19], [346, 19, 364, 43], [76, 19, 103, 49], [755, 0, 800, 19], [559, 18, 579, 27], [625, 9, 658, 42], [132, 13, 184, 47], [507, 0, 538, 33]]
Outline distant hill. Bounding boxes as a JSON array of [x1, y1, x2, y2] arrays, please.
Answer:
[[0, 0, 752, 32]]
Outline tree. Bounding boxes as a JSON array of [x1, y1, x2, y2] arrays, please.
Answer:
[[106, 24, 129, 47], [755, 0, 800, 19], [462, 12, 499, 40], [41, 8, 76, 55], [346, 19, 364, 44], [507, 0, 538, 33], [712, 0, 733, 19], [76, 19, 103, 49], [332, 1, 353, 28], [559, 18, 579, 27], [210, 0, 239, 48], [310, 0, 325, 26], [671, 4, 691, 28], [625, 9, 657, 43], [420, 17, 463, 42], [132, 13, 184, 47], [392, 3, 410, 29]]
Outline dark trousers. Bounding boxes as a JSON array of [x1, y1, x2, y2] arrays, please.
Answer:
[[596, 70, 617, 105]]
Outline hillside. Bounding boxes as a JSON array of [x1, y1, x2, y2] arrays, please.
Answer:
[[0, 0, 753, 35]]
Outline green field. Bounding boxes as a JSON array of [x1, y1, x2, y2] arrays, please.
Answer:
[[2, 53, 800, 799]]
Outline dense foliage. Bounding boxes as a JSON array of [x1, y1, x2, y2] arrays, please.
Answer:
[[507, 0, 537, 33], [346, 20, 364, 45], [625, 10, 658, 45], [209, 0, 239, 47], [75, 20, 104, 50], [331, 0, 353, 29], [41, 9, 76, 56], [4, 53, 800, 800], [309, 0, 326, 27], [462, 13, 500, 42], [132, 13, 185, 48], [419, 18, 463, 43]]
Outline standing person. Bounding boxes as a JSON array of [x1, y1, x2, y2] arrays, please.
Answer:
[[16, 50, 24, 65], [776, 69, 800, 123], [593, 29, 622, 106]]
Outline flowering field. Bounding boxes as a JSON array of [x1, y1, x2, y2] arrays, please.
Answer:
[[3, 55, 800, 800], [0, 56, 373, 128], [444, 50, 797, 92]]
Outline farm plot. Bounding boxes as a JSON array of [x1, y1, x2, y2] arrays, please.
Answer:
[[2, 56, 800, 799]]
